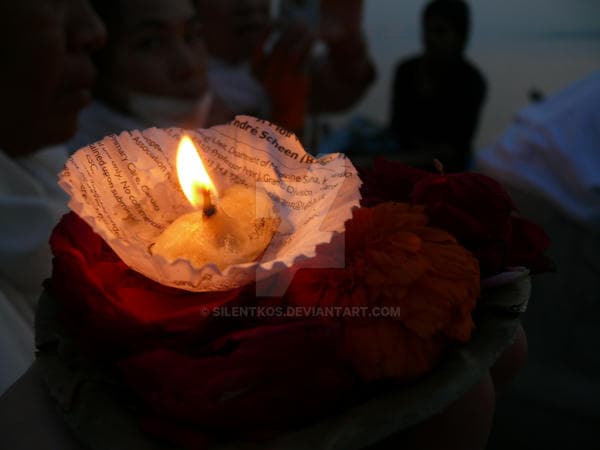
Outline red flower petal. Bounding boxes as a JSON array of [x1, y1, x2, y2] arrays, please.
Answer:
[[119, 320, 354, 430], [49, 213, 245, 354], [360, 158, 433, 207], [359, 158, 550, 276], [286, 204, 480, 381]]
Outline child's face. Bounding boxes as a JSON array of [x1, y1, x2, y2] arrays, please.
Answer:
[[98, 0, 208, 110], [0, 0, 105, 156]]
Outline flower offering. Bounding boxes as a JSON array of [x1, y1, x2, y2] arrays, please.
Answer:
[[38, 117, 550, 450]]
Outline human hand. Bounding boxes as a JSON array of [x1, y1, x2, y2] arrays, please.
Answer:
[[0, 326, 526, 450], [252, 22, 314, 132], [320, 0, 364, 40], [0, 362, 82, 450], [368, 324, 527, 450]]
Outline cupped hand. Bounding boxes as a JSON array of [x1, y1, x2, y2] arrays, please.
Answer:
[[252, 22, 315, 132]]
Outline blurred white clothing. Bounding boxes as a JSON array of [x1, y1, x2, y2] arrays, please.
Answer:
[[0, 146, 68, 394], [477, 70, 600, 226], [207, 58, 271, 119], [68, 101, 141, 154], [68, 93, 214, 154]]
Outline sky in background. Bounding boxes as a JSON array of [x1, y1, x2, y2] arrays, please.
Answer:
[[324, 0, 600, 150]]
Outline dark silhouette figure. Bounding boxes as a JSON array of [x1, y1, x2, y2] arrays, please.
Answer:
[[390, 0, 486, 172]]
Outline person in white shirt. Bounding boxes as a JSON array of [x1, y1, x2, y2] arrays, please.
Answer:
[[0, 0, 106, 395], [477, 70, 600, 226]]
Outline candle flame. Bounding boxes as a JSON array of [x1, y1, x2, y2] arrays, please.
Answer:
[[176, 135, 217, 209]]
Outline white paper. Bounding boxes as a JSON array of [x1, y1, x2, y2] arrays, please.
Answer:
[[59, 116, 361, 291]]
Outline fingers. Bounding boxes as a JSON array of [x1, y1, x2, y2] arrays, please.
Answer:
[[406, 374, 495, 450], [253, 23, 315, 83], [320, 0, 364, 40], [251, 23, 313, 132], [370, 373, 496, 450], [0, 363, 82, 450], [273, 23, 314, 72], [490, 324, 528, 395], [250, 24, 275, 76]]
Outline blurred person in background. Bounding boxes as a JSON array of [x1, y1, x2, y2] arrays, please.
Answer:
[[0, 0, 105, 394], [68, 0, 232, 153], [196, 0, 376, 139], [390, 0, 486, 172]]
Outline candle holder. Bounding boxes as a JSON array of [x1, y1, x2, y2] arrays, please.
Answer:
[[59, 116, 361, 292]]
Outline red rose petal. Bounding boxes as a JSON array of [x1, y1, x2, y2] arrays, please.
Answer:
[[119, 320, 355, 429]]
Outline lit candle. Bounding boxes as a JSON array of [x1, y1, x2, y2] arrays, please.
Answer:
[[152, 136, 280, 270]]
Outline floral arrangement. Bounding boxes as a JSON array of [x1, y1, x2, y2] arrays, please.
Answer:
[[41, 157, 549, 450]]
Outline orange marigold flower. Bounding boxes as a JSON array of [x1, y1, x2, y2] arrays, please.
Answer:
[[286, 203, 480, 382]]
